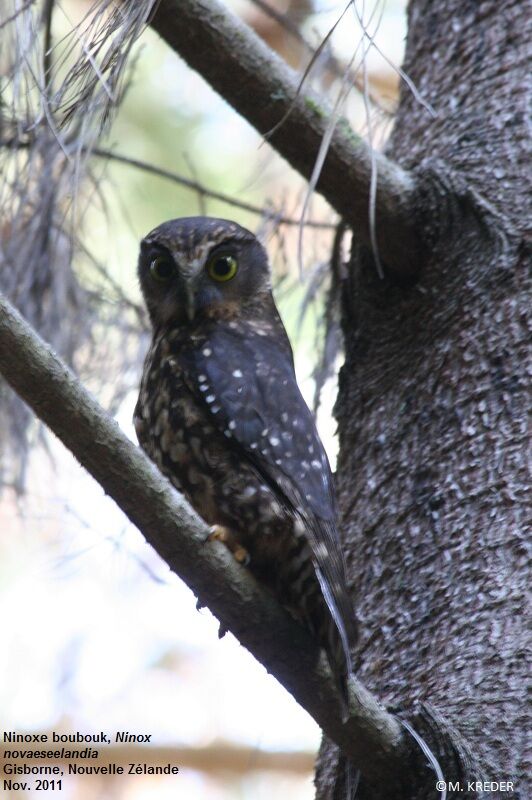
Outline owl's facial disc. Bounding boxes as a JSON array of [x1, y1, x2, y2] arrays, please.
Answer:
[[139, 217, 271, 328]]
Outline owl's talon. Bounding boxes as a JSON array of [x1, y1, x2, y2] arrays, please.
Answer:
[[233, 545, 250, 566], [218, 623, 228, 639], [208, 525, 249, 566], [208, 524, 231, 543]]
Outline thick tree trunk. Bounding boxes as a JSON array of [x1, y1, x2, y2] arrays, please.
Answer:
[[316, 1, 529, 798]]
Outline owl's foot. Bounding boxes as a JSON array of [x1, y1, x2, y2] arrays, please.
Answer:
[[233, 545, 250, 565], [208, 525, 250, 566], [207, 524, 232, 545]]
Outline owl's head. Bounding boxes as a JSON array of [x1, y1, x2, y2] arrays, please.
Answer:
[[138, 217, 272, 328]]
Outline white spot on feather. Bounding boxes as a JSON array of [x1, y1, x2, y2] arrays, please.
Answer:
[[232, 369, 243, 378], [315, 542, 329, 559]]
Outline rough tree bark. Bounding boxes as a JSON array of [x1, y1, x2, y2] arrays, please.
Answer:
[[317, 1, 529, 798]]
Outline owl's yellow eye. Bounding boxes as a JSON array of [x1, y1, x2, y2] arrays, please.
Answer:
[[150, 256, 175, 282], [206, 254, 238, 282]]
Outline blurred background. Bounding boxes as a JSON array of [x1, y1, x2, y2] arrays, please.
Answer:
[[0, 1, 406, 797]]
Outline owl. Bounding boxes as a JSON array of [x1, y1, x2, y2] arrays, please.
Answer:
[[134, 216, 356, 700]]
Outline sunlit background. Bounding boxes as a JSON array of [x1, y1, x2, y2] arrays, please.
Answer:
[[0, 1, 407, 797]]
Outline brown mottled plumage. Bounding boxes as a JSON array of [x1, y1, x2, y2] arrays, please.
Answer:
[[134, 217, 356, 699]]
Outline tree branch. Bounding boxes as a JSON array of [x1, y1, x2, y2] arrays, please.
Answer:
[[146, 0, 421, 276], [0, 290, 407, 784]]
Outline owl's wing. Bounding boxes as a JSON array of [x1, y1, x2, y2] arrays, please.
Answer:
[[179, 324, 356, 674]]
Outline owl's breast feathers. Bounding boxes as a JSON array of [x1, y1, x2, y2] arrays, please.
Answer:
[[135, 317, 356, 695]]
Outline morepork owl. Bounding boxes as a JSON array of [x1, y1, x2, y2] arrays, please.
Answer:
[[134, 216, 356, 699]]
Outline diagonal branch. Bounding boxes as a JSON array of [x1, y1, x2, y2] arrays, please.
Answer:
[[0, 290, 407, 785], [146, 0, 422, 276]]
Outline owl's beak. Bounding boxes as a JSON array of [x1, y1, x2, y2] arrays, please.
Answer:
[[182, 264, 204, 321], [185, 285, 196, 321]]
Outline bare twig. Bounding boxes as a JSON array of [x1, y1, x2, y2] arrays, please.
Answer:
[[183, 151, 208, 216], [0, 290, 407, 786], [91, 147, 336, 228], [42, 0, 54, 93], [0, 0, 35, 30], [295, 0, 384, 275], [312, 220, 347, 412], [0, 136, 335, 229], [262, 0, 353, 143]]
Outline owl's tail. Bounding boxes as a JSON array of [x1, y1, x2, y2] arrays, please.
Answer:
[[281, 522, 357, 709], [278, 535, 359, 798], [315, 565, 355, 702]]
